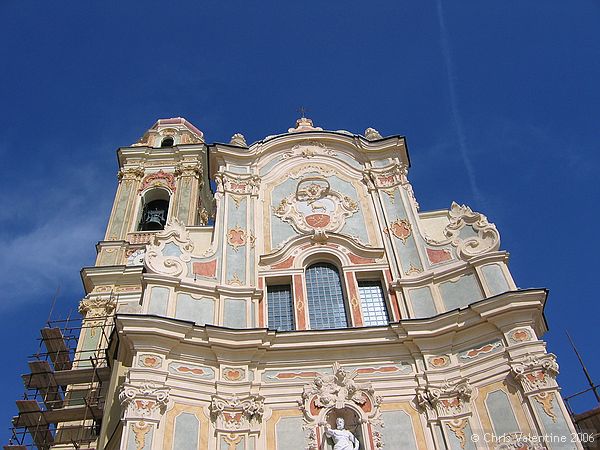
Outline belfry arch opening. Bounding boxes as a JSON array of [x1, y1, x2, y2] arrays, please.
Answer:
[[137, 188, 170, 231], [160, 136, 174, 147]]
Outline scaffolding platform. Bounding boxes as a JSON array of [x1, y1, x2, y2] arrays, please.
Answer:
[[40, 328, 72, 372], [22, 361, 111, 390], [6, 314, 111, 450]]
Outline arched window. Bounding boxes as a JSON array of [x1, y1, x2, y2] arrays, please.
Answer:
[[138, 189, 170, 231], [306, 262, 348, 330], [161, 137, 174, 147]]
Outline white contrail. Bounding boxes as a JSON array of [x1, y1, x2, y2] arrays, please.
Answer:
[[435, 0, 485, 207]]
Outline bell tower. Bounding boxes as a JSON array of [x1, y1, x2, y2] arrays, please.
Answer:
[[99, 117, 214, 265]]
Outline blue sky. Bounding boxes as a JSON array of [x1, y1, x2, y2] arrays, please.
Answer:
[[1, 0, 599, 440]]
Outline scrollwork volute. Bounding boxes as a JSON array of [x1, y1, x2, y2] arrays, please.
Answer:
[[423, 202, 500, 259], [78, 296, 117, 318], [446, 202, 500, 258], [175, 161, 203, 180], [118, 166, 145, 181], [144, 218, 194, 278], [119, 382, 170, 423], [210, 394, 265, 432]]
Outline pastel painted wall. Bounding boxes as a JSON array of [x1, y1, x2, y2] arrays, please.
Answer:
[[223, 298, 247, 328], [275, 416, 305, 450], [175, 293, 215, 325], [485, 389, 520, 437], [148, 286, 169, 316], [381, 410, 418, 450], [439, 273, 484, 311], [173, 412, 200, 450]]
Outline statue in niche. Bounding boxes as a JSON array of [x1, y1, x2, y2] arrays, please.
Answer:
[[325, 417, 360, 450]]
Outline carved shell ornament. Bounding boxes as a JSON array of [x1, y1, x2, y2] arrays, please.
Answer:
[[273, 176, 359, 235]]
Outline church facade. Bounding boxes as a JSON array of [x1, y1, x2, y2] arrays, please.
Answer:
[[9, 117, 580, 450]]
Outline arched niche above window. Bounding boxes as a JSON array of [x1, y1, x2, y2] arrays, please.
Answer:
[[138, 188, 170, 231]]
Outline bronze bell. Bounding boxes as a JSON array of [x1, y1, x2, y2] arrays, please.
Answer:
[[140, 199, 168, 231]]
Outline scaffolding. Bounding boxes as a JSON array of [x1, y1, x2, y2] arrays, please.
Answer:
[[565, 385, 600, 450], [5, 312, 113, 450]]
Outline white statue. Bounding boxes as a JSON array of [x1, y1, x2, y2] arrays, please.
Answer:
[[325, 417, 360, 450]]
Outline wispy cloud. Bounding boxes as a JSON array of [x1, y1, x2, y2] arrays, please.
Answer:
[[0, 159, 111, 312], [435, 0, 485, 208]]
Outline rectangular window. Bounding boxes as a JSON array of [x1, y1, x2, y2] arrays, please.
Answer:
[[267, 285, 295, 331], [358, 281, 389, 326]]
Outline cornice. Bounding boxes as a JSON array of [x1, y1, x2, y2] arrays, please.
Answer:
[[142, 273, 262, 299], [80, 265, 144, 295], [117, 144, 207, 168], [259, 233, 385, 268], [394, 251, 510, 287], [209, 132, 408, 169], [115, 288, 547, 356]]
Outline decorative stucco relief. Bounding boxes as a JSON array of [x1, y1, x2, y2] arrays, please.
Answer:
[[132, 120, 204, 147], [226, 226, 247, 252], [363, 163, 420, 210], [427, 355, 451, 368], [137, 354, 162, 368], [300, 362, 383, 450], [272, 176, 359, 236], [532, 391, 558, 422], [222, 367, 246, 381], [282, 140, 335, 159], [119, 382, 170, 423], [510, 353, 559, 394], [508, 328, 533, 344], [131, 420, 152, 450], [139, 170, 176, 193], [425, 202, 500, 260], [215, 173, 260, 196], [118, 166, 145, 181], [495, 433, 546, 450], [446, 418, 469, 449], [416, 379, 473, 420], [458, 340, 503, 361], [210, 394, 265, 431], [78, 296, 117, 319], [145, 218, 193, 278], [175, 161, 202, 179], [383, 218, 412, 243]]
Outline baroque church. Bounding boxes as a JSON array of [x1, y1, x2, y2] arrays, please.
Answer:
[[6, 117, 580, 450]]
